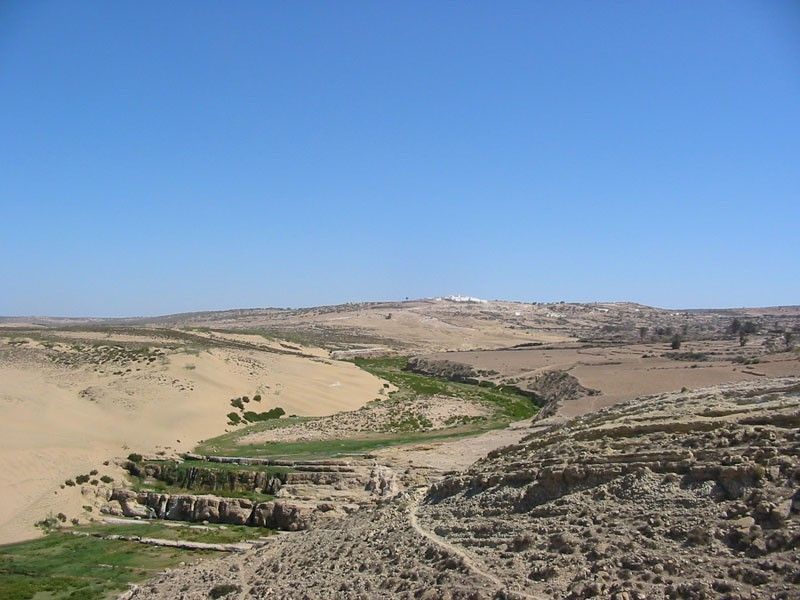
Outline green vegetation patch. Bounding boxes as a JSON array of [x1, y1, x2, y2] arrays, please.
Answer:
[[0, 530, 214, 600], [196, 357, 537, 459], [353, 356, 537, 421]]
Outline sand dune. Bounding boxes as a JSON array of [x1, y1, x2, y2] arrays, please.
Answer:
[[0, 335, 384, 544]]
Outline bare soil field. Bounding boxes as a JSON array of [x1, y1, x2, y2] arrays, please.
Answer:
[[414, 337, 800, 418]]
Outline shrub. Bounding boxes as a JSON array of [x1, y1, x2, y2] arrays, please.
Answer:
[[127, 453, 143, 463], [89, 469, 98, 475], [242, 396, 250, 403], [230, 398, 244, 410], [209, 584, 241, 599], [75, 474, 90, 484], [670, 334, 682, 350], [243, 407, 285, 422], [100, 475, 114, 484], [253, 394, 262, 402], [730, 318, 741, 333], [65, 479, 75, 487], [741, 320, 758, 334]]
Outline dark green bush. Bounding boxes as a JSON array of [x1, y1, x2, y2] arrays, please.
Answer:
[[127, 453, 143, 463], [670, 334, 682, 350], [210, 584, 241, 599], [243, 407, 285, 422]]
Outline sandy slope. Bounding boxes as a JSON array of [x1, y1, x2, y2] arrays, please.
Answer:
[[0, 339, 384, 544]]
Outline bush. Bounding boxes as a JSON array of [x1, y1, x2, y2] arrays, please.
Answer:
[[227, 412, 241, 424], [89, 469, 98, 475], [64, 479, 75, 487], [230, 398, 244, 410], [127, 453, 143, 463], [671, 334, 682, 350], [209, 584, 241, 599], [75, 474, 90, 484], [253, 394, 262, 402], [100, 475, 114, 484], [741, 321, 758, 334], [243, 407, 285, 422]]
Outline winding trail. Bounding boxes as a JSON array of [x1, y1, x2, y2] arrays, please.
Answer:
[[407, 487, 537, 600]]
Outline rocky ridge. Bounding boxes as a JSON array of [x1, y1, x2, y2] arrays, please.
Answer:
[[126, 377, 800, 599]]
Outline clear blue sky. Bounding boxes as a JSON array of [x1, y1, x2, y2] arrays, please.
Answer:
[[1, 2, 798, 316]]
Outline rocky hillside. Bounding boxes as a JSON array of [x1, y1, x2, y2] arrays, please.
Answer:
[[124, 378, 799, 599], [425, 378, 800, 599]]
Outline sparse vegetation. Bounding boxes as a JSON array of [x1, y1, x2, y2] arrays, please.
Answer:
[[663, 351, 708, 362], [127, 453, 143, 463], [670, 334, 682, 350], [196, 357, 537, 458]]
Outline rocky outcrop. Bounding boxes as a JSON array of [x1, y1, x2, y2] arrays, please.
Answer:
[[364, 465, 400, 499], [406, 356, 483, 384], [524, 369, 599, 418], [102, 489, 319, 531]]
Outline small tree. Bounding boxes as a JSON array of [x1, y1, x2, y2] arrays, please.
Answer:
[[739, 331, 748, 347], [671, 334, 682, 350], [784, 331, 794, 349], [730, 318, 741, 334], [741, 321, 758, 334], [638, 327, 648, 342]]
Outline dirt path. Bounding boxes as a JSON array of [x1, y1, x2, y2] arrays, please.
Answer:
[[407, 487, 538, 599]]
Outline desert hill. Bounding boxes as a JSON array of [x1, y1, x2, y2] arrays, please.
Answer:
[[123, 377, 800, 599]]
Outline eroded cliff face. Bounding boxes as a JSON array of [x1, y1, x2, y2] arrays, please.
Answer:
[[123, 378, 800, 600]]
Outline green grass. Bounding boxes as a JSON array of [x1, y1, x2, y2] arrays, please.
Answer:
[[353, 356, 538, 421], [129, 476, 276, 503], [79, 521, 271, 543], [0, 530, 215, 600], [195, 356, 538, 459], [141, 458, 291, 476]]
